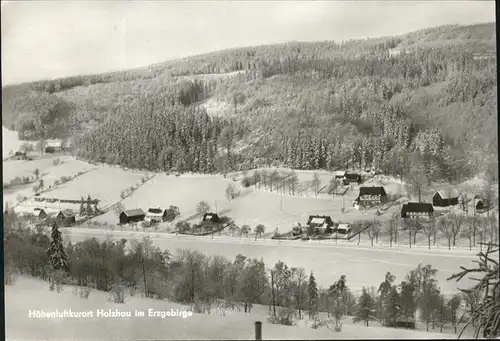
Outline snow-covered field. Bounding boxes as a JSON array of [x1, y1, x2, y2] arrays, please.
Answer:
[[2, 126, 27, 158], [46, 165, 149, 208], [92, 171, 401, 227], [65, 227, 477, 295], [5, 276, 459, 340]]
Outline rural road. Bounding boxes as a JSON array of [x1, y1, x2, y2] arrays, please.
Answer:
[[65, 228, 478, 294]]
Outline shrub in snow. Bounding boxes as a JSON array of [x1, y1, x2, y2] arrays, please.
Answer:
[[79, 286, 91, 299], [108, 281, 126, 303], [4, 265, 18, 285], [49, 269, 67, 293], [268, 307, 296, 326]]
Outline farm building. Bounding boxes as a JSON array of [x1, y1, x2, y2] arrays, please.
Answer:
[[401, 203, 434, 219], [476, 198, 489, 211], [12, 151, 28, 160], [119, 209, 146, 224], [336, 223, 352, 238], [14, 207, 48, 220], [334, 171, 346, 179], [307, 215, 334, 228], [432, 190, 459, 207], [44, 140, 63, 153], [202, 212, 221, 228], [34, 208, 48, 220], [145, 208, 168, 223], [343, 173, 362, 185], [356, 186, 388, 205], [306, 215, 334, 234], [56, 209, 76, 226]]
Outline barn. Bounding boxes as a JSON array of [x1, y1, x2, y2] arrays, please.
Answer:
[[44, 140, 63, 153], [145, 208, 168, 223], [119, 209, 146, 224], [56, 209, 76, 226], [343, 173, 362, 185], [401, 203, 434, 219], [334, 171, 346, 179], [432, 190, 459, 207], [356, 186, 388, 205]]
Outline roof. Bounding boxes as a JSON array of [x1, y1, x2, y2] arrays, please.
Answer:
[[122, 209, 145, 217], [58, 209, 76, 218], [334, 171, 346, 176], [45, 140, 62, 147], [436, 190, 459, 200], [359, 186, 387, 196], [307, 215, 333, 226], [345, 173, 361, 180], [310, 217, 326, 225], [146, 208, 165, 216], [337, 223, 350, 230], [401, 202, 434, 214]]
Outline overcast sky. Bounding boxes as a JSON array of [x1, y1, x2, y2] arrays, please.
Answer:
[[1, 1, 495, 85]]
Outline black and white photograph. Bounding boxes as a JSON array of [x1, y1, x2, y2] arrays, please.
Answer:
[[2, 1, 498, 340]]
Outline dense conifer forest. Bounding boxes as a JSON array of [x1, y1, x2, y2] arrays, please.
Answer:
[[2, 23, 497, 181]]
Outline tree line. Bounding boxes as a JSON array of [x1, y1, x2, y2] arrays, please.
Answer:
[[3, 210, 498, 337]]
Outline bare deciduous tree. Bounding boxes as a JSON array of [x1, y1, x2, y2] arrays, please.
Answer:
[[196, 201, 211, 215], [439, 217, 454, 250]]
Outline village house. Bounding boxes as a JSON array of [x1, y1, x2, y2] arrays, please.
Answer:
[[306, 215, 334, 234], [34, 208, 48, 220], [44, 140, 63, 153], [202, 212, 221, 229], [145, 208, 168, 223], [401, 203, 434, 219], [355, 186, 388, 205], [119, 209, 146, 224], [13, 151, 28, 160], [475, 198, 489, 211], [335, 223, 352, 238], [432, 190, 459, 207], [56, 209, 76, 226], [334, 171, 346, 180], [343, 173, 362, 185]]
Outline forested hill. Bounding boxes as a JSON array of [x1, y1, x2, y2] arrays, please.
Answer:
[[2, 23, 497, 182]]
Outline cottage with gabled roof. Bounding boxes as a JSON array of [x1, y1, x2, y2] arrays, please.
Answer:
[[202, 212, 220, 223], [56, 209, 76, 226], [119, 209, 146, 224], [202, 212, 221, 229], [356, 186, 388, 205], [34, 208, 48, 220], [145, 208, 168, 223], [401, 203, 434, 219], [432, 190, 459, 207], [307, 215, 334, 228]]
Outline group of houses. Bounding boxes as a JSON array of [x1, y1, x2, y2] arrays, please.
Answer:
[[292, 215, 352, 237], [351, 184, 490, 219], [10, 207, 78, 227], [119, 207, 222, 228]]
